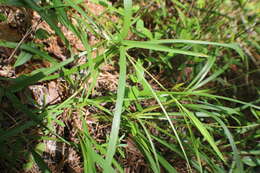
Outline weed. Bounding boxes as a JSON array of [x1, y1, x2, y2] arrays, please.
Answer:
[[0, 0, 259, 172]]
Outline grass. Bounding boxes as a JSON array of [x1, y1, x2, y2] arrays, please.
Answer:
[[0, 0, 260, 172]]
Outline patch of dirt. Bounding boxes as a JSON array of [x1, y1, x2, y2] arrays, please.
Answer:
[[123, 137, 148, 172], [0, 6, 33, 42]]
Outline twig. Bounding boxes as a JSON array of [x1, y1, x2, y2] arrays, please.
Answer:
[[7, 18, 42, 62]]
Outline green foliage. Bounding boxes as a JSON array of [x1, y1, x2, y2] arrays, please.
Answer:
[[0, 0, 259, 172], [0, 0, 40, 6], [0, 13, 7, 22], [14, 51, 33, 67]]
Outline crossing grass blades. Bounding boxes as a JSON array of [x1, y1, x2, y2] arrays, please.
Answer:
[[0, 0, 259, 172]]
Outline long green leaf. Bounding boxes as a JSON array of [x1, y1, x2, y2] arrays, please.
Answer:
[[145, 39, 245, 60], [123, 40, 209, 57], [104, 46, 127, 170], [139, 119, 160, 173], [208, 113, 243, 172]]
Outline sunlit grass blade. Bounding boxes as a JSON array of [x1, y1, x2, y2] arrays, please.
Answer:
[[157, 90, 260, 110], [80, 118, 98, 173], [123, 40, 209, 57], [145, 39, 245, 60], [104, 47, 127, 170], [195, 93, 260, 110], [189, 62, 231, 91], [187, 56, 216, 90], [138, 119, 160, 172], [80, 117, 119, 172]]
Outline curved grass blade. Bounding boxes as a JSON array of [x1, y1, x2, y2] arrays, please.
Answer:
[[132, 131, 160, 173], [210, 113, 243, 172], [157, 153, 178, 173], [195, 93, 260, 110], [189, 61, 231, 91], [190, 107, 243, 172]]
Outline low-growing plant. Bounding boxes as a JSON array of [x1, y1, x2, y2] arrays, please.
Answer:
[[0, 0, 259, 172]]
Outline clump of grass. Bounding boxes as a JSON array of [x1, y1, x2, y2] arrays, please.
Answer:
[[0, 0, 259, 172]]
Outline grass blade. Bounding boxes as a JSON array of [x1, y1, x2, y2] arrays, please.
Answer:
[[104, 46, 127, 170], [145, 39, 245, 60], [31, 150, 51, 173], [122, 40, 208, 57], [138, 119, 160, 172], [187, 56, 216, 89], [120, 0, 132, 40], [14, 51, 33, 67]]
